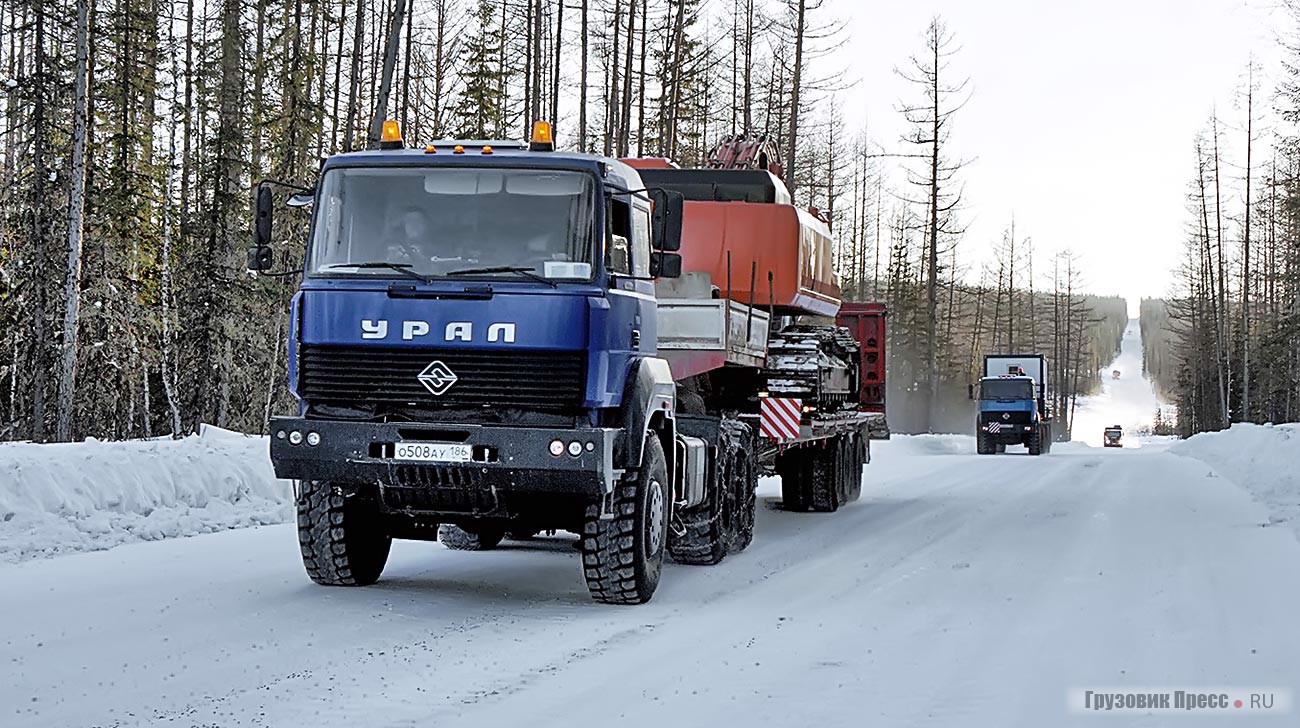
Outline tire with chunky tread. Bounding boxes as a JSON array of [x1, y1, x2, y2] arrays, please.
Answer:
[[729, 448, 757, 553], [297, 480, 391, 586], [581, 435, 669, 604], [976, 429, 993, 455], [777, 448, 811, 512], [668, 456, 729, 565], [844, 434, 864, 503], [1027, 425, 1044, 456], [438, 523, 505, 551], [808, 442, 840, 513]]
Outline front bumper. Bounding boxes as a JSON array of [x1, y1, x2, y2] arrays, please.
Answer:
[[269, 417, 621, 502], [978, 421, 1037, 443]]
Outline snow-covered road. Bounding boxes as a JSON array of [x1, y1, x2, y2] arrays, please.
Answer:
[[5, 433, 1300, 727]]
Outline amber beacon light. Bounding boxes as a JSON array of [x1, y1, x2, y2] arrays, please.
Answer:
[[379, 120, 403, 149], [529, 121, 554, 152]]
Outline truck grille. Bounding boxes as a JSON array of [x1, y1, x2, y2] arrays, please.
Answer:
[[298, 345, 585, 411]]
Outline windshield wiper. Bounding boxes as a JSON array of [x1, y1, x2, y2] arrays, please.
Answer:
[[445, 265, 557, 288], [325, 261, 431, 284]]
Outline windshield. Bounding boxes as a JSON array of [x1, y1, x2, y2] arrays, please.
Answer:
[[981, 378, 1034, 400], [308, 166, 596, 280]]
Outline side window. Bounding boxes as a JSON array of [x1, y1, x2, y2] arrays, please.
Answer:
[[631, 206, 652, 278], [607, 198, 632, 275]]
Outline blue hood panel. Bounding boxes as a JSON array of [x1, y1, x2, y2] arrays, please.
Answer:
[[298, 288, 590, 350]]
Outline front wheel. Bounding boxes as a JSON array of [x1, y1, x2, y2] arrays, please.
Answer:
[[1027, 425, 1044, 456], [297, 481, 392, 586], [581, 435, 669, 604]]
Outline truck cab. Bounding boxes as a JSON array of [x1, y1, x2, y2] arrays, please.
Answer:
[[253, 123, 685, 604], [975, 353, 1053, 456]]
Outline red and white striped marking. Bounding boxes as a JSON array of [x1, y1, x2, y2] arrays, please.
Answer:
[[761, 397, 803, 441]]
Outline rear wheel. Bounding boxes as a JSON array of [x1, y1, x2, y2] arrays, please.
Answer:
[[808, 441, 840, 513], [777, 447, 810, 512], [297, 481, 391, 587], [581, 435, 669, 604], [438, 523, 505, 551], [844, 433, 865, 503]]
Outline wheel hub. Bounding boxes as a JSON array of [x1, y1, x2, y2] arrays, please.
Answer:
[[647, 478, 665, 557]]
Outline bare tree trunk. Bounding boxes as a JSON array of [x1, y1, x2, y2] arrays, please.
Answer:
[[785, 0, 805, 199], [579, 0, 588, 150], [343, 0, 365, 151], [1241, 70, 1254, 421], [56, 0, 91, 442], [366, 0, 407, 146]]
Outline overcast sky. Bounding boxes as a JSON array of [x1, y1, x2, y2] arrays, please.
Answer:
[[832, 0, 1284, 315]]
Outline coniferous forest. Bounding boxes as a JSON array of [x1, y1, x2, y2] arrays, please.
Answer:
[[0, 0, 1128, 441], [1140, 2, 1300, 436]]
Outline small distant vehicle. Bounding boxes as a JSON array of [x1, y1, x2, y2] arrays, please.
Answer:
[[1112, 369, 1121, 379], [1103, 426, 1123, 447]]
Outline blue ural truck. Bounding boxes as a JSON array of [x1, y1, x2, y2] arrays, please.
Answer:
[[248, 122, 884, 604], [975, 354, 1053, 456]]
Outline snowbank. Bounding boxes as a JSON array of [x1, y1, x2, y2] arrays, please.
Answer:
[[0, 426, 292, 562], [1170, 423, 1300, 541]]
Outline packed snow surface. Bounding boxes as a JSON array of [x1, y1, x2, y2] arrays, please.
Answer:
[[1170, 422, 1300, 541], [1071, 319, 1166, 447], [0, 426, 290, 562], [4, 432, 1300, 727]]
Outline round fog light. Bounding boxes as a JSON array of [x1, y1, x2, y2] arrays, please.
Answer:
[[288, 431, 303, 445], [585, 441, 595, 452], [567, 441, 582, 457], [276, 430, 286, 440], [548, 439, 565, 457], [306, 432, 321, 446]]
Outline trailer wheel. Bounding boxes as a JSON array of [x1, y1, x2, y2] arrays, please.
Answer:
[[808, 441, 840, 513], [581, 435, 669, 604], [844, 434, 864, 503], [777, 448, 811, 512], [297, 481, 391, 587], [438, 524, 505, 551]]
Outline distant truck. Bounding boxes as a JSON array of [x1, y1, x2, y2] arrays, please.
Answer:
[[975, 354, 1053, 456], [1103, 426, 1124, 447]]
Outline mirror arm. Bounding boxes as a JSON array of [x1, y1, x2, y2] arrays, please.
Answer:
[[256, 178, 314, 195]]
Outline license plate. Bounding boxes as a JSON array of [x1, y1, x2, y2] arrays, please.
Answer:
[[392, 442, 472, 463]]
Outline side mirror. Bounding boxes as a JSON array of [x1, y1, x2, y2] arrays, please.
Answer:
[[247, 245, 273, 272], [968, 383, 975, 400], [648, 188, 683, 252], [254, 185, 273, 246], [652, 252, 682, 279]]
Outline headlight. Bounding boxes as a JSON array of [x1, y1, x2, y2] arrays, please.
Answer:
[[288, 431, 303, 445], [567, 441, 582, 457], [548, 439, 565, 457], [306, 432, 321, 446]]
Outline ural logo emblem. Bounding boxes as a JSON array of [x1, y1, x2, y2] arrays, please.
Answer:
[[417, 361, 458, 395], [1002, 413, 1011, 421]]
